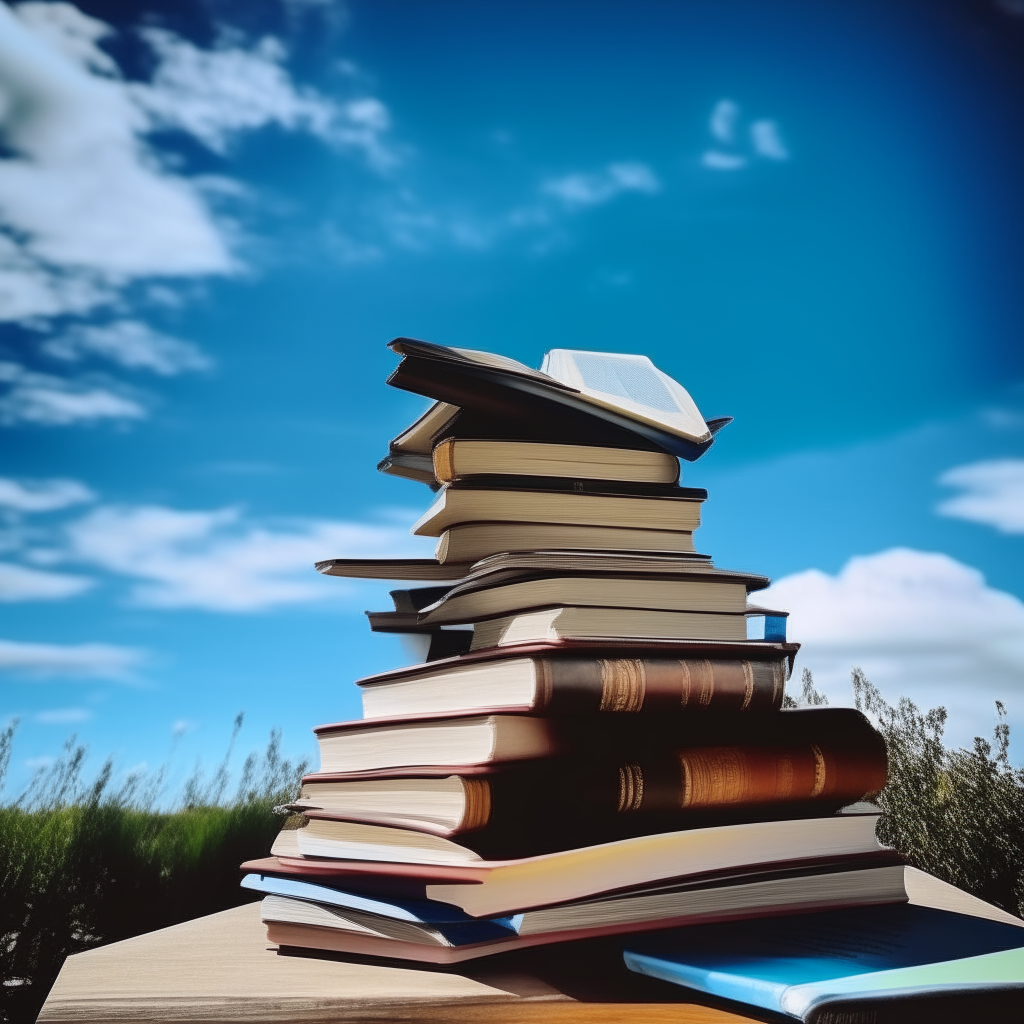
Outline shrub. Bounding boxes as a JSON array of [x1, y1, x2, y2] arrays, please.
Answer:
[[850, 668, 1024, 917], [0, 717, 309, 1024]]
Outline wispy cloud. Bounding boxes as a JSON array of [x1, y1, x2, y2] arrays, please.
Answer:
[[41, 320, 212, 376], [750, 120, 789, 161], [35, 706, 93, 724], [65, 503, 427, 612], [702, 98, 789, 171], [0, 1, 397, 428], [131, 29, 399, 171], [0, 3, 235, 316], [762, 548, 1024, 746], [0, 637, 144, 680], [937, 459, 1024, 534], [0, 361, 145, 425], [0, 561, 92, 601], [542, 162, 661, 208], [0, 476, 94, 512]]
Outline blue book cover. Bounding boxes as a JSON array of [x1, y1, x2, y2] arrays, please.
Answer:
[[624, 904, 1024, 1022], [241, 873, 521, 945]]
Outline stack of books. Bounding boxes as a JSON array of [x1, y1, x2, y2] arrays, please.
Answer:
[[240, 339, 899, 964]]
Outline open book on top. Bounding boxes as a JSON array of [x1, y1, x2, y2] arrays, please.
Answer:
[[381, 340, 732, 472]]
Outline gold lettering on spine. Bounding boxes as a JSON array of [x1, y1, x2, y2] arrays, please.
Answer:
[[776, 751, 794, 800], [677, 660, 714, 708], [600, 660, 646, 712], [678, 748, 750, 808], [810, 744, 827, 798], [771, 661, 786, 708], [617, 763, 645, 812], [459, 778, 492, 832], [740, 661, 754, 711], [678, 661, 691, 707], [534, 659, 554, 711]]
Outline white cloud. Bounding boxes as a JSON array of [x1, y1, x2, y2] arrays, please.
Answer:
[[762, 549, 1024, 748], [0, 476, 94, 512], [702, 99, 789, 171], [750, 120, 789, 161], [701, 151, 747, 171], [0, 361, 145, 425], [0, 636, 144, 679], [66, 503, 427, 612], [42, 320, 212, 375], [35, 706, 92, 724], [0, 3, 235, 318], [709, 99, 739, 143], [1, 4, 395, 326], [937, 459, 1024, 534], [0, 561, 92, 600], [542, 162, 661, 208], [131, 29, 398, 171]]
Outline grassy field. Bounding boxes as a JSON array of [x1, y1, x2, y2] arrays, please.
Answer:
[[2, 678, 1022, 1024], [0, 716, 309, 1024]]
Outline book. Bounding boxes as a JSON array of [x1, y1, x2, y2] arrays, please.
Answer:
[[313, 702, 877, 778], [433, 438, 681, 486], [386, 338, 730, 461], [257, 861, 909, 965], [364, 586, 453, 634], [469, 606, 750, 648], [356, 652, 790, 719], [291, 729, 886, 841], [435, 521, 697, 562], [378, 400, 460, 486], [417, 573, 757, 626], [244, 810, 889, 917], [623, 902, 1024, 1023], [412, 480, 706, 537], [313, 715, 562, 774], [315, 557, 473, 581]]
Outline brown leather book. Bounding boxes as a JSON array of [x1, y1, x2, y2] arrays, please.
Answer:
[[358, 653, 789, 719], [295, 710, 887, 857]]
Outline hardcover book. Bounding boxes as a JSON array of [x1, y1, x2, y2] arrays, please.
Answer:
[[356, 651, 790, 719], [386, 339, 731, 461], [245, 810, 889, 917], [255, 861, 909, 965]]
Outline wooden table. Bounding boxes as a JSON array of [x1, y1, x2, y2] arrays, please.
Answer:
[[37, 868, 1022, 1023]]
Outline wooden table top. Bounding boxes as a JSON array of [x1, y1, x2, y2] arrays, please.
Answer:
[[36, 901, 759, 1023]]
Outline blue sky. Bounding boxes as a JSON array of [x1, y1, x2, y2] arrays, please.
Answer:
[[2, 0, 1023, 797]]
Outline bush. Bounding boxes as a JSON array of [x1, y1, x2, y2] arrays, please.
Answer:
[[789, 668, 1024, 918], [0, 716, 308, 1024], [850, 668, 1024, 917]]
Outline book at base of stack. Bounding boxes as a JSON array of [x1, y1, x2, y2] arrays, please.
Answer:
[[238, 340, 1021, 1000]]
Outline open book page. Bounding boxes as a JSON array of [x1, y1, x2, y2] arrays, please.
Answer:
[[542, 349, 710, 444]]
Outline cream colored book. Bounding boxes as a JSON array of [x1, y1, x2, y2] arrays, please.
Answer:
[[413, 484, 704, 537], [470, 606, 748, 650], [314, 715, 560, 774], [419, 576, 749, 626], [436, 521, 695, 562], [433, 438, 680, 485]]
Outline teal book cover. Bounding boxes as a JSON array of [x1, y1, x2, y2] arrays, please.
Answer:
[[624, 904, 1024, 1023]]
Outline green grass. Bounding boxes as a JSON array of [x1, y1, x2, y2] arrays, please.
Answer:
[[2, 679, 1022, 1024], [0, 715, 309, 1024]]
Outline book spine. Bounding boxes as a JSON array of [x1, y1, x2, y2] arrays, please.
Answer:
[[633, 744, 887, 813], [433, 438, 457, 484], [535, 657, 787, 713], [462, 738, 885, 835]]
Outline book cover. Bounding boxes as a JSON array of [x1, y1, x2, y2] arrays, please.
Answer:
[[624, 903, 1024, 1023]]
